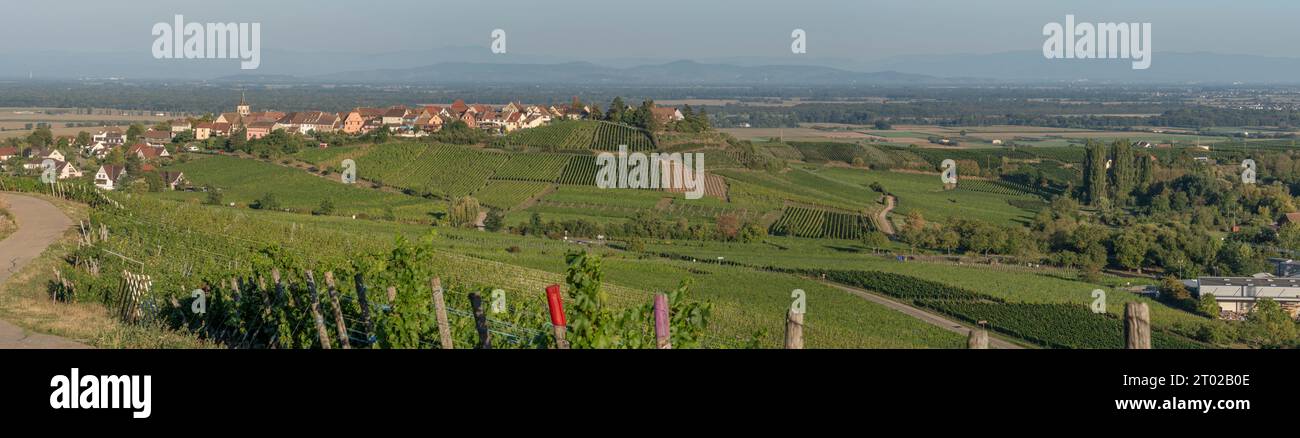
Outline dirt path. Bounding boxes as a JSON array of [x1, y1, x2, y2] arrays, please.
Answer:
[[877, 195, 896, 235], [0, 192, 89, 348], [821, 280, 1024, 349]]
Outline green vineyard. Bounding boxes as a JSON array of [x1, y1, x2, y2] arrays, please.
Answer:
[[769, 206, 875, 239], [355, 143, 509, 197], [813, 269, 1208, 349], [493, 120, 655, 152], [557, 154, 599, 185], [592, 121, 655, 152], [492, 153, 572, 182], [473, 180, 553, 210], [789, 141, 866, 164], [955, 179, 1048, 198], [924, 302, 1207, 349]]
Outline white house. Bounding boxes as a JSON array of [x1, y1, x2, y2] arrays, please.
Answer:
[[94, 165, 126, 190], [83, 141, 111, 159], [53, 161, 82, 179], [93, 131, 125, 146], [29, 148, 66, 162]]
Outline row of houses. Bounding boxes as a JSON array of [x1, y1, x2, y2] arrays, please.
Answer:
[[92, 164, 185, 191], [0, 143, 180, 188], [0, 148, 83, 180], [167, 95, 684, 141]]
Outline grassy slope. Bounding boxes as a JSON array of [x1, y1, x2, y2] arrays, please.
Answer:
[[0, 195, 207, 348], [161, 154, 442, 221], [812, 167, 1041, 226]]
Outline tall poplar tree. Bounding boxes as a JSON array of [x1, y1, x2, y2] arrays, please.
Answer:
[[1082, 140, 1108, 206], [1109, 140, 1135, 205]]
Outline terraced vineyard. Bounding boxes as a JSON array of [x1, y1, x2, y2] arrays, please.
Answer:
[[294, 145, 371, 168], [769, 206, 874, 239], [592, 121, 655, 152], [557, 154, 598, 185], [492, 153, 572, 182], [356, 143, 509, 197], [789, 141, 866, 164], [956, 179, 1047, 198], [816, 269, 1208, 349], [493, 120, 596, 151], [924, 302, 1207, 349], [493, 120, 655, 152], [473, 181, 552, 210]]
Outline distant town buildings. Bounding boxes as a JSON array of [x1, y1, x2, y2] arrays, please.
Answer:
[[17, 92, 686, 190]]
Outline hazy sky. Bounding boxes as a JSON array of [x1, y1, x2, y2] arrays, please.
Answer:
[[4, 0, 1298, 60]]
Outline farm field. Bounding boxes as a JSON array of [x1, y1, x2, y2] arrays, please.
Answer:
[[158, 154, 440, 221], [811, 167, 1044, 226], [717, 167, 883, 213], [0, 107, 173, 139], [720, 127, 867, 143]]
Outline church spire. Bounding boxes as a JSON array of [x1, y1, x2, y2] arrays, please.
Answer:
[[236, 91, 251, 117]]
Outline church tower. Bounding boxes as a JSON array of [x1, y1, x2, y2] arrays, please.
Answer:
[[236, 91, 251, 117]]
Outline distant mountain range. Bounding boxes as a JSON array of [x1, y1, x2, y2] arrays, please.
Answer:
[[304, 60, 941, 86], [5, 46, 1300, 85]]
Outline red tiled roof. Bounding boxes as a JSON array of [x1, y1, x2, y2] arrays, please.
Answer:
[[450, 99, 469, 113]]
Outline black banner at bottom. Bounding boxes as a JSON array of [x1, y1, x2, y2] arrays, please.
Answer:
[[0, 349, 1286, 427]]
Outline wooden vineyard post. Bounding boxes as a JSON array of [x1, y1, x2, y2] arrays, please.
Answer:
[[430, 277, 453, 349], [117, 271, 150, 324], [323, 272, 351, 349], [267, 270, 287, 349], [654, 293, 671, 349], [386, 286, 397, 305], [545, 284, 569, 349], [353, 273, 374, 347], [305, 271, 332, 349], [784, 308, 804, 349], [468, 292, 491, 349], [967, 328, 989, 349], [1125, 302, 1151, 349], [272, 269, 291, 307], [228, 277, 241, 302]]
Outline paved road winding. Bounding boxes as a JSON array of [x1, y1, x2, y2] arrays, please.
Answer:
[[0, 192, 88, 348]]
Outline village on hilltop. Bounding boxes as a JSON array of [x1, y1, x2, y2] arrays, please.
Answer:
[[0, 94, 690, 192]]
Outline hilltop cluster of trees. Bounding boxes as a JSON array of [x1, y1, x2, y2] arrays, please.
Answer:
[[597, 97, 711, 133]]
